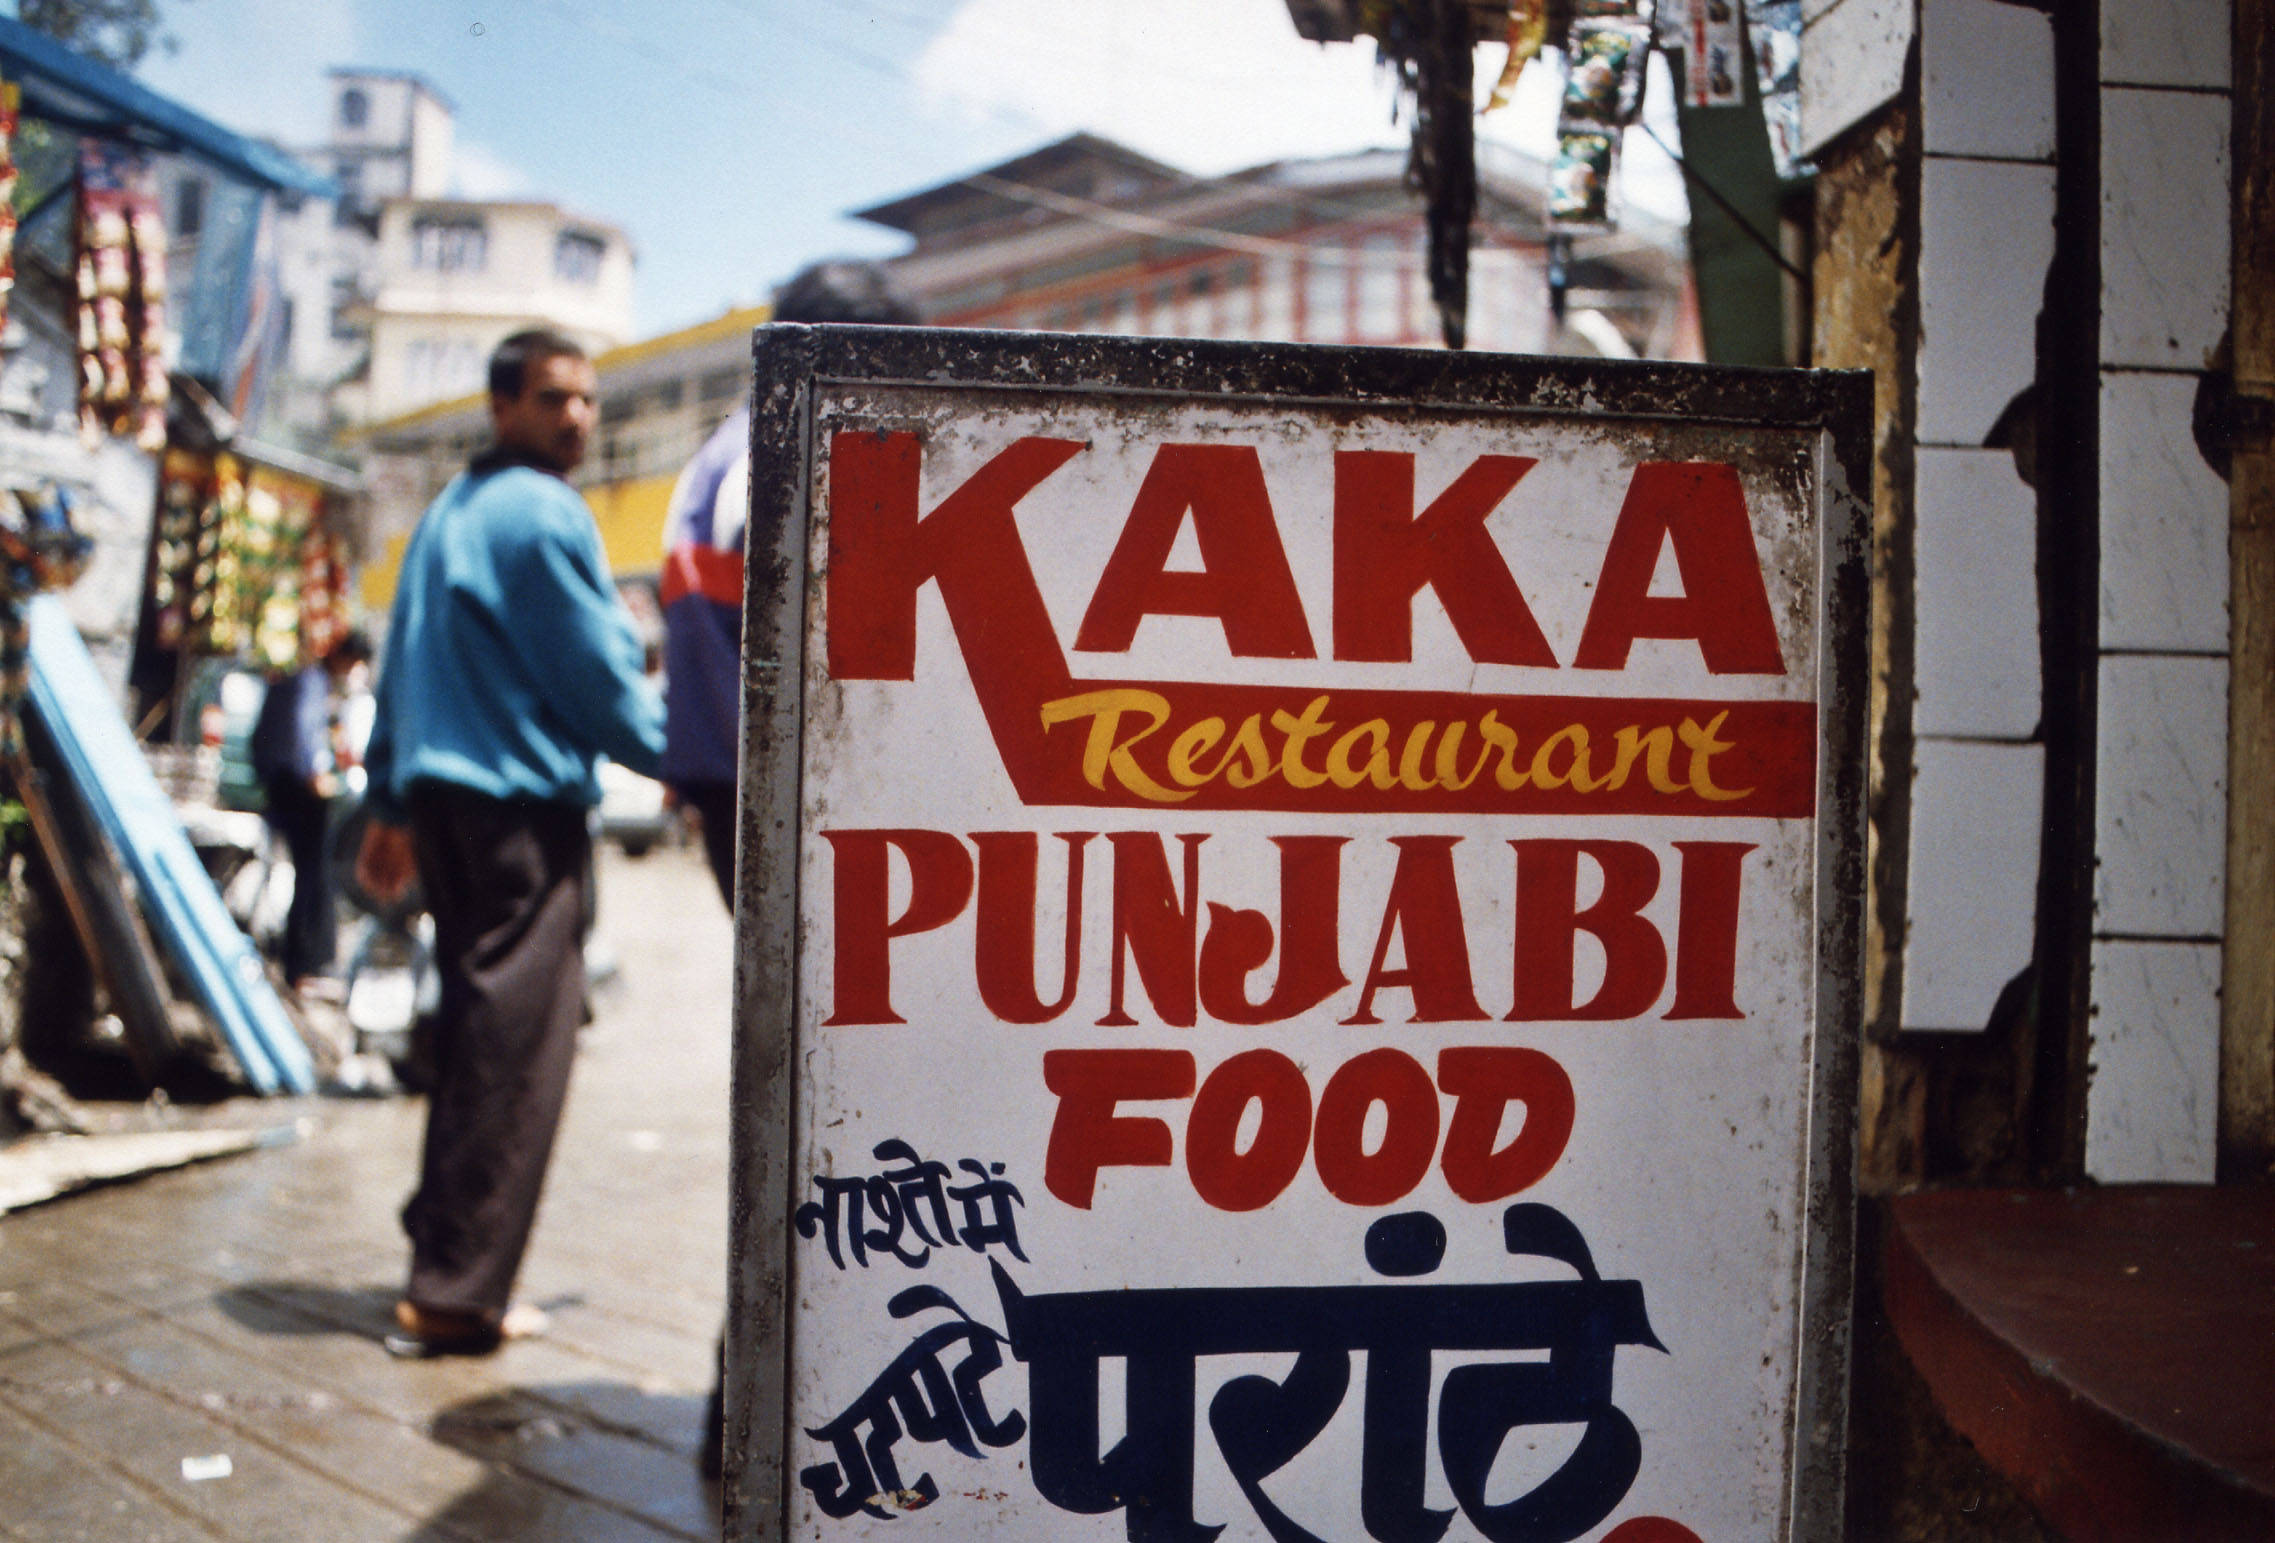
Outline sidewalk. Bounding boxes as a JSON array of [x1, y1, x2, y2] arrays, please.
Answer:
[[0, 843, 733, 1542]]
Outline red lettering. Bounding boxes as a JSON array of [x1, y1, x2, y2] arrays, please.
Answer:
[[1312, 1048, 1441, 1206], [1074, 444, 1315, 658], [827, 430, 1082, 681], [972, 832, 1092, 1024], [820, 829, 973, 1026], [1573, 462, 1785, 674], [1333, 450, 1553, 665], [1345, 835, 1487, 1024], [1185, 1049, 1312, 1211], [1041, 1048, 1196, 1209], [1101, 831, 1206, 1027], [1197, 836, 1349, 1024], [1437, 1046, 1575, 1202], [1668, 841, 1752, 1018], [1509, 838, 1668, 1020]]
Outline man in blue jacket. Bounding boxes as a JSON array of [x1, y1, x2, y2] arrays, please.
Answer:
[[356, 328, 664, 1357]]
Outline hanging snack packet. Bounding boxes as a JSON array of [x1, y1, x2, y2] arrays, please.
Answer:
[[1549, 129, 1619, 226], [1562, 18, 1651, 126]]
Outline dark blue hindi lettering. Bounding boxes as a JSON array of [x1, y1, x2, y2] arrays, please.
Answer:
[[798, 1284, 1027, 1520], [795, 1139, 1027, 1269], [991, 1204, 1663, 1543]]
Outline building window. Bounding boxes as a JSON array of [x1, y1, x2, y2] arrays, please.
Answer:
[[174, 178, 204, 239], [410, 216, 488, 273], [555, 230, 606, 284], [332, 159, 365, 227], [1357, 234, 1403, 340], [1304, 254, 1346, 341], [654, 379, 683, 411], [339, 87, 368, 129], [329, 275, 361, 341], [699, 366, 741, 403]]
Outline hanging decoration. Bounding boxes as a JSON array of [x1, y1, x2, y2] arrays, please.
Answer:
[[1683, 0, 1745, 107], [1335, 0, 1810, 343], [1483, 0, 1550, 113], [0, 484, 88, 756], [0, 81, 20, 347], [74, 140, 169, 453], [1743, 0, 1809, 180], [148, 449, 345, 674], [1548, 2, 1655, 231]]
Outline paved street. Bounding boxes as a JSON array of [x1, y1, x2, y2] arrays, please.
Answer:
[[0, 843, 733, 1542]]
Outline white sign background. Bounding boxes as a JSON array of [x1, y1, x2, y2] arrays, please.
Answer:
[[778, 382, 1836, 1543]]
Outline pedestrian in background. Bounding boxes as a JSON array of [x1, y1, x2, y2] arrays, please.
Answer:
[[355, 328, 665, 1358], [659, 262, 917, 1475], [250, 628, 371, 999]]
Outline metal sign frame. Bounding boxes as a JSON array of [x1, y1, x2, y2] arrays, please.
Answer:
[[725, 325, 1871, 1542]]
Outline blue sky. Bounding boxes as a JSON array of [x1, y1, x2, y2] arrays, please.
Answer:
[[137, 0, 1682, 338]]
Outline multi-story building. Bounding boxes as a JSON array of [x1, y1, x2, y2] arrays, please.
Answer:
[[353, 131, 1695, 611], [260, 70, 633, 434], [865, 132, 1697, 359], [345, 194, 634, 421]]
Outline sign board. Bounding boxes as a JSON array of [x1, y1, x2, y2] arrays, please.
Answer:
[[726, 328, 1870, 1543]]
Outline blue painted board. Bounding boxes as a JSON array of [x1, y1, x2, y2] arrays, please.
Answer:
[[25, 596, 314, 1095]]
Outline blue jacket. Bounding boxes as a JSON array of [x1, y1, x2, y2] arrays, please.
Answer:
[[364, 460, 663, 818], [249, 664, 330, 783]]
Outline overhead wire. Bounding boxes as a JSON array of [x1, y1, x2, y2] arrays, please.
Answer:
[[535, 0, 1666, 280]]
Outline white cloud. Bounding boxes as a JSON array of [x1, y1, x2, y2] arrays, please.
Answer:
[[916, 0, 1684, 222], [913, 0, 1401, 175], [449, 138, 535, 200]]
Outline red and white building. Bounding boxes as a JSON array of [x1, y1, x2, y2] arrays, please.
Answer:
[[863, 132, 1699, 360]]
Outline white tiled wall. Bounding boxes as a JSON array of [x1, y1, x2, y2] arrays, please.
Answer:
[[1916, 158, 2058, 446], [2100, 88, 2232, 371], [2086, 940, 2221, 1182], [2100, 372, 2231, 653], [1800, 0, 1916, 155], [1922, 0, 2056, 159], [2094, 655, 2231, 938], [2084, 11, 2233, 1184], [2100, 0, 2232, 90], [1901, 0, 2058, 1035], [1914, 449, 2041, 739], [1903, 740, 2046, 1031]]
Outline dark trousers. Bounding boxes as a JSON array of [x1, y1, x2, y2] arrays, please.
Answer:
[[680, 779, 737, 907], [401, 783, 591, 1321], [262, 774, 334, 981]]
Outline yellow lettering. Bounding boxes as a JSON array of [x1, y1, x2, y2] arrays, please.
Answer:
[[1039, 689, 1191, 804], [1604, 724, 1682, 793], [1206, 714, 1278, 788], [1433, 720, 1491, 790], [1327, 719, 1395, 790], [1530, 725, 1602, 791], [1478, 709, 1529, 790], [1270, 695, 1335, 789], [1679, 710, 1754, 802], [1396, 722, 1440, 792], [1167, 717, 1226, 787]]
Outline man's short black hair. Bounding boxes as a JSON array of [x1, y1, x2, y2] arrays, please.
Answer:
[[326, 628, 374, 668], [488, 328, 588, 399]]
